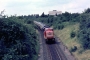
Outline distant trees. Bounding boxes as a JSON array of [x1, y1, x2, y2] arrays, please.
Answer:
[[41, 12, 45, 17], [62, 12, 71, 21], [41, 12, 48, 17], [38, 11, 80, 29], [83, 8, 90, 13]]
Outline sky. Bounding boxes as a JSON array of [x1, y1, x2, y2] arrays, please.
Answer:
[[0, 0, 90, 16]]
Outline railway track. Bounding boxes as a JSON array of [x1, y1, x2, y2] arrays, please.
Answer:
[[38, 28, 68, 60], [46, 42, 67, 60]]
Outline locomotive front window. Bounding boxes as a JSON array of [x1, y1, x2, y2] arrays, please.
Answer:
[[48, 32, 52, 35]]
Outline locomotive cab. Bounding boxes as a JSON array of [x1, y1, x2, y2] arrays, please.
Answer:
[[44, 28, 55, 43]]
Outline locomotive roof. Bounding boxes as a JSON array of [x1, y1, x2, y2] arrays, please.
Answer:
[[45, 28, 53, 31]]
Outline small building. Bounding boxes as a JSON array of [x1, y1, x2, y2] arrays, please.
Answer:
[[49, 10, 62, 15]]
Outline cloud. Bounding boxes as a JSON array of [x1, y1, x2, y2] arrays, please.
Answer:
[[0, 0, 90, 16], [2, 0, 47, 15], [60, 0, 90, 13], [0, 0, 8, 11]]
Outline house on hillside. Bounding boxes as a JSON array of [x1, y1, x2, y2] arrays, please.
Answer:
[[49, 10, 62, 15]]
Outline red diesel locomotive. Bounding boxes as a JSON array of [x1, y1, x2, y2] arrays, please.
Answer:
[[34, 21, 55, 43], [44, 28, 55, 43]]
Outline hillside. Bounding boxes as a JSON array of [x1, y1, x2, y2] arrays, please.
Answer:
[[54, 22, 90, 60]]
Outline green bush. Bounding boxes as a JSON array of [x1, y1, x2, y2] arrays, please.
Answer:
[[58, 24, 64, 30], [0, 18, 38, 60], [70, 31, 76, 38], [70, 46, 77, 52]]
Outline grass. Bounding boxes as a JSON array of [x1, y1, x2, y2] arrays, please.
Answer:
[[55, 22, 80, 48], [54, 22, 90, 60]]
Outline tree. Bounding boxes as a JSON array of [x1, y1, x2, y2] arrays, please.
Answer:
[[83, 8, 90, 13], [78, 14, 90, 49], [62, 12, 71, 21], [41, 12, 45, 17]]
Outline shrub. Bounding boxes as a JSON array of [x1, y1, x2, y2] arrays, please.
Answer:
[[70, 46, 77, 52], [58, 24, 64, 30], [70, 31, 76, 38], [0, 18, 38, 60]]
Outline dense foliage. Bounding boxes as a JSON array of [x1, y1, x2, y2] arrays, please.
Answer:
[[78, 13, 90, 49], [0, 17, 38, 60]]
